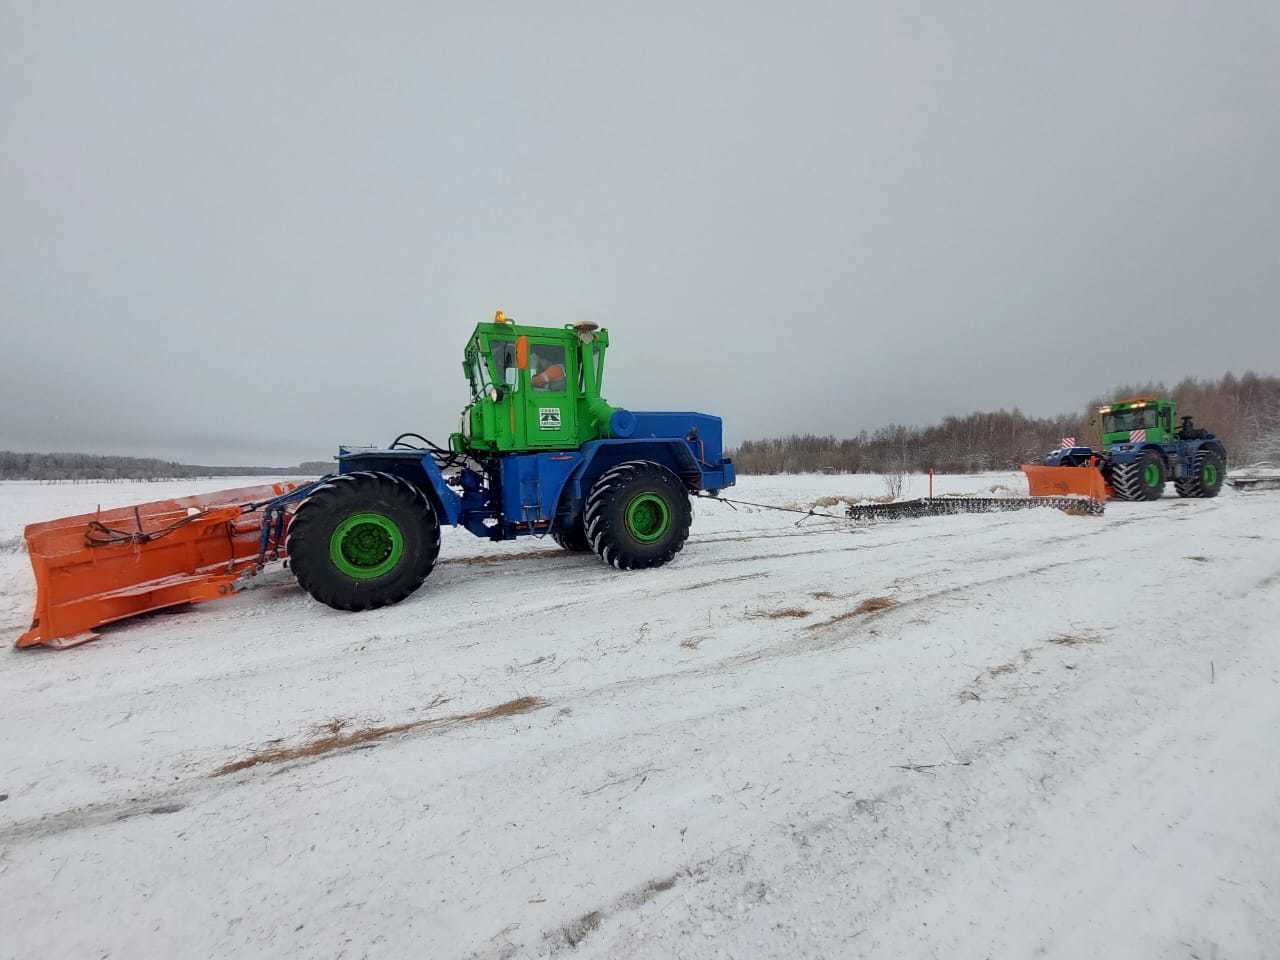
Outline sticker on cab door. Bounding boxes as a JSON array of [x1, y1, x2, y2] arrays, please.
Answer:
[[539, 407, 562, 430]]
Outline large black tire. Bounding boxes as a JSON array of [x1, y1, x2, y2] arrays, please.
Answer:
[[551, 518, 591, 552], [286, 471, 440, 611], [1174, 448, 1226, 498], [584, 461, 692, 570], [1109, 450, 1165, 501]]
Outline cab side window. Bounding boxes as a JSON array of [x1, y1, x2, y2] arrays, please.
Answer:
[[530, 343, 567, 392]]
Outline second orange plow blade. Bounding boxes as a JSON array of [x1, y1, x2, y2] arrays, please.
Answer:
[[17, 482, 305, 650], [1020, 464, 1110, 501]]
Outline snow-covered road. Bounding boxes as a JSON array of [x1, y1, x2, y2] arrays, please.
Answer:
[[1, 474, 1277, 959]]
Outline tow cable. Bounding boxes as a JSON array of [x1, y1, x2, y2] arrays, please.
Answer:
[[696, 493, 845, 524]]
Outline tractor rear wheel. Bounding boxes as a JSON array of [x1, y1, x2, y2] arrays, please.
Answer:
[[552, 518, 591, 552], [1109, 450, 1165, 501], [584, 461, 692, 570], [1175, 448, 1226, 499], [286, 471, 440, 611]]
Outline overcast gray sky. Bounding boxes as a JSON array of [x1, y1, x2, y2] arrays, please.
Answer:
[[2, 1, 1277, 464]]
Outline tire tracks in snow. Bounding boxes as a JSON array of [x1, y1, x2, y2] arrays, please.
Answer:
[[0, 506, 1200, 846], [510, 509, 1272, 958], [18, 511, 1129, 728], [532, 557, 1090, 712], [509, 504, 1201, 712]]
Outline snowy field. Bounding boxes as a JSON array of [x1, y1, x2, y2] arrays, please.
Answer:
[[1, 473, 1278, 959]]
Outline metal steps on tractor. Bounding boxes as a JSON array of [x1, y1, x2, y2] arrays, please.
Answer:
[[846, 496, 1104, 522]]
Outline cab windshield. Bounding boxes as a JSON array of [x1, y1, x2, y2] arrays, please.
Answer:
[[1102, 408, 1157, 434]]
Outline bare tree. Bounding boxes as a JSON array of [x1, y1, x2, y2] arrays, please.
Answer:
[[880, 467, 908, 500], [1244, 396, 1280, 464]]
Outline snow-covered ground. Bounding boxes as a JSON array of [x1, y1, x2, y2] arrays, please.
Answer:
[[1, 473, 1277, 959]]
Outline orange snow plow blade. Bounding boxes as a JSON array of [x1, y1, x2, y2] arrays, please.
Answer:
[[1021, 464, 1110, 501], [17, 482, 303, 651]]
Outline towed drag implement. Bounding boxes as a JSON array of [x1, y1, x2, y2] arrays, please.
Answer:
[[1226, 464, 1280, 492], [846, 494, 1104, 521]]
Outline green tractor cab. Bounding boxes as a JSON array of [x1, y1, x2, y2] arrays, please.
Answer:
[[456, 313, 618, 454], [1097, 397, 1178, 447]]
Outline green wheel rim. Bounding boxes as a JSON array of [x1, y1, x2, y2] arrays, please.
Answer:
[[329, 512, 404, 580], [624, 493, 671, 543], [1143, 463, 1162, 488], [1203, 462, 1219, 486]]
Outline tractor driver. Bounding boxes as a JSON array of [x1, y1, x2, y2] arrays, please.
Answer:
[[530, 346, 566, 392]]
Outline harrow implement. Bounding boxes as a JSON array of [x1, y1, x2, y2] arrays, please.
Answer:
[[1227, 467, 1280, 491], [17, 480, 319, 650], [846, 495, 1104, 521]]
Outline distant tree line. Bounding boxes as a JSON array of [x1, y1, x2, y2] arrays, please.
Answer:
[[732, 372, 1280, 474], [0, 451, 332, 481]]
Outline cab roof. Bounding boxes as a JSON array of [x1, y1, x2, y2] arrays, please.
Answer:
[[467, 313, 610, 347]]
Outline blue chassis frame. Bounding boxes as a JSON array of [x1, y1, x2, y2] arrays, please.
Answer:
[[334, 435, 735, 542], [1045, 436, 1226, 478]]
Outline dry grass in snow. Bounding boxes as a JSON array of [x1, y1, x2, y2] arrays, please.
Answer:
[[215, 695, 547, 776]]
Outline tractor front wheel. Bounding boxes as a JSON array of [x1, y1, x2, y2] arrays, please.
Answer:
[[1175, 449, 1226, 499], [584, 461, 692, 570], [1110, 450, 1165, 502], [286, 471, 440, 611]]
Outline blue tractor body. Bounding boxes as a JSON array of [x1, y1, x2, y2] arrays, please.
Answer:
[[337, 410, 735, 543], [1043, 435, 1226, 476]]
